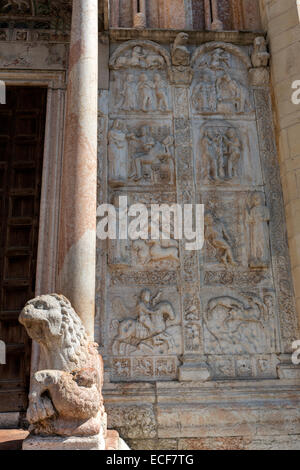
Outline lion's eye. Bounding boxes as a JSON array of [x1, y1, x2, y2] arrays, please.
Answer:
[[36, 302, 46, 309]]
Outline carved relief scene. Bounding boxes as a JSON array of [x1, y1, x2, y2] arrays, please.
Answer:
[[191, 45, 253, 115], [1, 0, 300, 452], [110, 42, 172, 116], [108, 120, 175, 186], [97, 34, 296, 385], [194, 119, 262, 186], [108, 287, 181, 380]]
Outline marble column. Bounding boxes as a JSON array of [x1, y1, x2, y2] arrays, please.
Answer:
[[204, 0, 212, 30], [211, 0, 223, 30], [133, 0, 147, 28], [57, 0, 98, 339], [110, 0, 120, 28]]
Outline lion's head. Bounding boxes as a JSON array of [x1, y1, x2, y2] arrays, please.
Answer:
[[19, 294, 91, 371]]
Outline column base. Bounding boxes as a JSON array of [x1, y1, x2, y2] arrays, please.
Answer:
[[106, 430, 130, 450], [22, 430, 130, 450], [211, 20, 223, 31], [23, 433, 106, 451], [179, 355, 211, 382]]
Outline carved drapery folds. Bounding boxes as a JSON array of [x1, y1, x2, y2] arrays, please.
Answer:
[[97, 35, 298, 383]]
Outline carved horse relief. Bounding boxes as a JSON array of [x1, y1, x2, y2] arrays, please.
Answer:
[[111, 289, 178, 356]]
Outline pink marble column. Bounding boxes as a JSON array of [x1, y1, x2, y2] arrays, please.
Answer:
[[211, 0, 223, 30], [133, 0, 147, 28], [204, 0, 212, 30], [57, 0, 98, 339], [110, 0, 120, 28]]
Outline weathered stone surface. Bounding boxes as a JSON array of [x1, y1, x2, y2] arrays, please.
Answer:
[[98, 36, 298, 394], [22, 433, 105, 451], [19, 294, 106, 440]]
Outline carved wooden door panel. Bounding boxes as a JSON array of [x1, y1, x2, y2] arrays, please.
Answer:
[[0, 86, 46, 412]]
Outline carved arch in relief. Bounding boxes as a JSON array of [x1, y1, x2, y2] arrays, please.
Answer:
[[191, 41, 251, 70], [109, 39, 171, 70]]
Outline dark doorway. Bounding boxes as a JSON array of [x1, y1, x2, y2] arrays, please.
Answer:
[[0, 86, 47, 412]]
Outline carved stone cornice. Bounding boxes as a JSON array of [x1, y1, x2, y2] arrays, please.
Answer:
[[109, 28, 265, 46]]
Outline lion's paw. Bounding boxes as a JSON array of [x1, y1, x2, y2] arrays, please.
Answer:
[[27, 395, 55, 424]]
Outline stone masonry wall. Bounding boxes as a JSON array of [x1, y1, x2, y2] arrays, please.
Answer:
[[260, 0, 300, 327]]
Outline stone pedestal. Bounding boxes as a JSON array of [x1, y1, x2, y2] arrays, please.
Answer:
[[22, 433, 106, 451], [22, 431, 130, 451]]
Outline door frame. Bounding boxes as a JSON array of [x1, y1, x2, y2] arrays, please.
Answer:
[[0, 70, 66, 374]]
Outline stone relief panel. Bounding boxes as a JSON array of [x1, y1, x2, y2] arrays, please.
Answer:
[[191, 44, 253, 116], [194, 119, 262, 187], [108, 119, 175, 187], [109, 41, 172, 117], [107, 287, 181, 381], [202, 289, 278, 355], [107, 190, 179, 270], [97, 38, 298, 384]]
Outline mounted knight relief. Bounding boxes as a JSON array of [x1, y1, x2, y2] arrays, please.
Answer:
[[96, 37, 296, 383]]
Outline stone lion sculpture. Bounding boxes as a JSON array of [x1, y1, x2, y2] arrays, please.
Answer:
[[172, 32, 190, 66], [19, 294, 106, 438]]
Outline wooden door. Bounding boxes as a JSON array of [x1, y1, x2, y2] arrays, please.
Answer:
[[0, 86, 47, 412]]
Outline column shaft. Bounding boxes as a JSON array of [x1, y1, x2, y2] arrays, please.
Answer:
[[57, 0, 98, 338], [211, 0, 223, 30], [204, 0, 212, 29]]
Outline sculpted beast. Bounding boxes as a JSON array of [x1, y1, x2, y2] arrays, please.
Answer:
[[171, 32, 190, 66], [19, 294, 106, 437]]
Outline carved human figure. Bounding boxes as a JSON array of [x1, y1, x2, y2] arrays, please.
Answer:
[[201, 130, 218, 181], [112, 289, 176, 355], [153, 74, 168, 111], [129, 126, 159, 181], [223, 128, 241, 178], [193, 76, 217, 112], [108, 119, 128, 181], [120, 73, 136, 111], [217, 72, 251, 113], [210, 48, 229, 71], [19, 294, 106, 438], [213, 131, 225, 179], [110, 194, 130, 265], [205, 213, 236, 267], [185, 324, 201, 351], [247, 192, 270, 268], [138, 73, 154, 111], [116, 45, 145, 68]]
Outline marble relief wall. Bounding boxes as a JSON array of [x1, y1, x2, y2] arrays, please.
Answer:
[[97, 35, 298, 384]]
